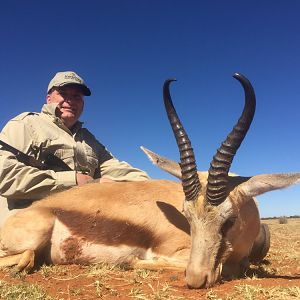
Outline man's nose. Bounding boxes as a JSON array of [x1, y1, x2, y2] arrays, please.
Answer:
[[63, 95, 76, 102]]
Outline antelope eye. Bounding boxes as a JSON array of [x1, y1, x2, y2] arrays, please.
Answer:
[[221, 217, 237, 236]]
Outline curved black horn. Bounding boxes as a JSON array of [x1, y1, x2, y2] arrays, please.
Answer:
[[206, 73, 256, 206], [163, 79, 201, 201]]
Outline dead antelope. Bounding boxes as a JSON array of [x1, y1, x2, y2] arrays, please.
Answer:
[[0, 73, 299, 289]]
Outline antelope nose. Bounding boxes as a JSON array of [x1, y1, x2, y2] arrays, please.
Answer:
[[185, 269, 208, 289]]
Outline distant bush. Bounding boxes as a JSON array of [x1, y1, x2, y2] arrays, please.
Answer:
[[261, 215, 300, 220], [279, 216, 288, 224], [290, 215, 300, 219]]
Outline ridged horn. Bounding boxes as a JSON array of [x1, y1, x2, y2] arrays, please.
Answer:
[[163, 79, 201, 201], [206, 73, 256, 206]]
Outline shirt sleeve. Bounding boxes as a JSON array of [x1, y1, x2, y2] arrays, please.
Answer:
[[0, 118, 77, 201], [100, 157, 150, 181], [78, 127, 150, 181]]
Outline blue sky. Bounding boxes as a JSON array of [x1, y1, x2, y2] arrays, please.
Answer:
[[1, 0, 299, 217]]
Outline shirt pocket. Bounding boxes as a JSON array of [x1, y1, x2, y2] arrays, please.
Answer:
[[74, 141, 99, 176], [53, 148, 75, 170], [85, 147, 99, 177]]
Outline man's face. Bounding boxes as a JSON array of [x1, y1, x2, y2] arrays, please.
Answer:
[[46, 85, 84, 129]]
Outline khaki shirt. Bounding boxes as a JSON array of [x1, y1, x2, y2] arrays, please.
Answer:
[[0, 103, 149, 205]]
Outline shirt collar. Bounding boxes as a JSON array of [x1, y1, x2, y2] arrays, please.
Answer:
[[40, 103, 83, 133]]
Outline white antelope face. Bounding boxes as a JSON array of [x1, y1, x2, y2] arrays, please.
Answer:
[[183, 196, 236, 288]]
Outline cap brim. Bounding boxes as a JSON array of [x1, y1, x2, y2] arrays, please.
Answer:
[[60, 83, 91, 96], [79, 85, 91, 96]]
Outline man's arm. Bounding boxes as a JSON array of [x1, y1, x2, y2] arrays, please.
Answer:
[[0, 118, 77, 200], [0, 139, 72, 171], [78, 127, 150, 182], [100, 157, 150, 181]]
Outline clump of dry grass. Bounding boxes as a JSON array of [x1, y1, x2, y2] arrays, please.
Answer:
[[206, 285, 300, 300], [278, 216, 288, 224], [40, 264, 70, 278], [233, 284, 300, 299], [144, 282, 184, 300], [0, 280, 57, 300]]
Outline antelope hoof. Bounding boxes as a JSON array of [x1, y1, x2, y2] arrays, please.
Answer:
[[12, 250, 35, 274]]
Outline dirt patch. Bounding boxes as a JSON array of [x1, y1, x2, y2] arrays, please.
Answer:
[[0, 219, 299, 299]]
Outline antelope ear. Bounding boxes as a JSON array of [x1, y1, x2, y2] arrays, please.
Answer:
[[236, 173, 300, 197], [140, 146, 182, 179]]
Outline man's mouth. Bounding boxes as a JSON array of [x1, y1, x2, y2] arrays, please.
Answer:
[[62, 107, 76, 113]]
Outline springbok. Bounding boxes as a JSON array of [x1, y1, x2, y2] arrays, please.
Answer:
[[0, 73, 299, 288]]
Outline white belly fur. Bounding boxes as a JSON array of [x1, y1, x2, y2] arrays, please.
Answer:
[[50, 219, 150, 265]]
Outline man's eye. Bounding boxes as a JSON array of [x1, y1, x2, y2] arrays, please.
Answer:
[[59, 92, 67, 97]]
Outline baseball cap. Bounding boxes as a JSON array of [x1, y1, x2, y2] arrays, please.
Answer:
[[47, 71, 91, 96]]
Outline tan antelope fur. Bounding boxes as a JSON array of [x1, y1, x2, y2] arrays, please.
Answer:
[[0, 73, 300, 289]]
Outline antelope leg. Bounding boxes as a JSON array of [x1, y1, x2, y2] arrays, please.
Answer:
[[132, 256, 187, 271], [0, 249, 35, 273]]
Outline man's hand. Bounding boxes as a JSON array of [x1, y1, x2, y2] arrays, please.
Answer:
[[76, 173, 93, 185], [76, 173, 115, 185]]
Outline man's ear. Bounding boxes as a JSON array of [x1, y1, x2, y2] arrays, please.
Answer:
[[236, 173, 300, 198]]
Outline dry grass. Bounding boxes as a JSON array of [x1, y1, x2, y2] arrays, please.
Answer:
[[234, 284, 300, 299], [262, 218, 300, 276], [206, 284, 300, 300], [0, 280, 57, 300]]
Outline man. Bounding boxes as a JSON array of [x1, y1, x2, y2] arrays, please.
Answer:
[[0, 71, 149, 227]]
